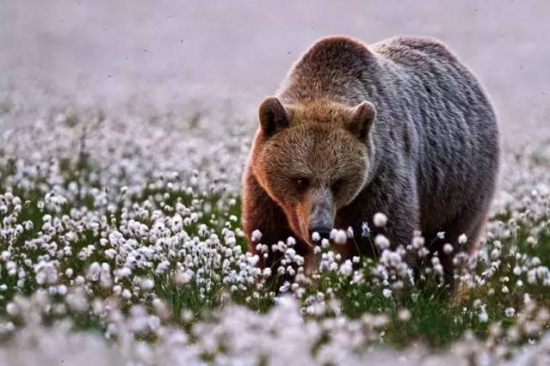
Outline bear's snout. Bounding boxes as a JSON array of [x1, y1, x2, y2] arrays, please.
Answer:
[[306, 187, 334, 244]]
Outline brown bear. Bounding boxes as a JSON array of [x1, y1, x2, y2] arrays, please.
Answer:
[[242, 35, 499, 287]]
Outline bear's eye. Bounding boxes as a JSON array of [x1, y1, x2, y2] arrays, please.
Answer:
[[294, 178, 310, 190]]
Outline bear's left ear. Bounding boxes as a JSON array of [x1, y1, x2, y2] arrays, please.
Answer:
[[258, 97, 291, 137], [346, 101, 376, 141]]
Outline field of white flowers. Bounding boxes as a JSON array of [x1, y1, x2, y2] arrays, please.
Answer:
[[0, 86, 549, 365], [2, 1, 550, 365]]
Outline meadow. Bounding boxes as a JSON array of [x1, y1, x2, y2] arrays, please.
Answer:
[[0, 99, 549, 365]]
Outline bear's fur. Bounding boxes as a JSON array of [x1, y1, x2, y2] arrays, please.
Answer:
[[242, 35, 500, 287]]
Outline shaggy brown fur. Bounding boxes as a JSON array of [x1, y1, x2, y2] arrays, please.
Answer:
[[242, 35, 500, 288]]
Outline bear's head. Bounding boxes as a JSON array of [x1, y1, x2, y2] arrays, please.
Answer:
[[251, 96, 377, 245]]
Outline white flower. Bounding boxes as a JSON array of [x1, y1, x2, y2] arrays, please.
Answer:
[[458, 234, 468, 244], [398, 309, 411, 321], [285, 248, 296, 259], [373, 212, 388, 227], [333, 230, 348, 245], [479, 308, 489, 322], [251, 229, 262, 242], [375, 234, 390, 250], [6, 303, 18, 316], [527, 236, 537, 247], [505, 307, 515, 317], [279, 282, 290, 293], [141, 278, 155, 290], [311, 231, 321, 242], [339, 260, 353, 277], [443, 243, 453, 254], [174, 270, 194, 284], [433, 264, 444, 276], [412, 236, 425, 249], [382, 288, 392, 298]]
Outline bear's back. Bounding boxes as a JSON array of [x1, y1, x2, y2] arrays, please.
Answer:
[[279, 36, 378, 104], [372, 36, 458, 64]]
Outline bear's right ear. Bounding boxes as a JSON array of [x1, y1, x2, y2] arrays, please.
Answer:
[[258, 97, 290, 137], [346, 101, 376, 141]]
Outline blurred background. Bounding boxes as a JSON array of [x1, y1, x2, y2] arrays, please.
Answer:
[[1, 0, 549, 147]]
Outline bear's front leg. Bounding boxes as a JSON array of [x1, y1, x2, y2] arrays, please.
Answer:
[[242, 170, 313, 287]]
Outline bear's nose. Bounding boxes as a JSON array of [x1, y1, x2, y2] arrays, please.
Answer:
[[309, 227, 332, 244]]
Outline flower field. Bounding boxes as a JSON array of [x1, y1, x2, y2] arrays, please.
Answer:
[[1, 100, 550, 365]]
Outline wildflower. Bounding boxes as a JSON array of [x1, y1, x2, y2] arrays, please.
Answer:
[[373, 212, 388, 227], [174, 270, 194, 284], [361, 221, 371, 237], [6, 303, 18, 316], [339, 260, 353, 277], [412, 236, 425, 249], [479, 307, 489, 323], [311, 231, 321, 242], [333, 230, 348, 245], [279, 282, 290, 293], [433, 264, 444, 276], [505, 307, 515, 317], [443, 243, 453, 254], [251, 229, 262, 242], [398, 309, 411, 321], [526, 236, 537, 247], [375, 234, 390, 250]]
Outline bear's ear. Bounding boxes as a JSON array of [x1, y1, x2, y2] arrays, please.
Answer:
[[346, 101, 376, 141], [258, 97, 291, 137]]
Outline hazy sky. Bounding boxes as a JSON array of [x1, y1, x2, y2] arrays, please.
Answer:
[[1, 0, 549, 145]]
